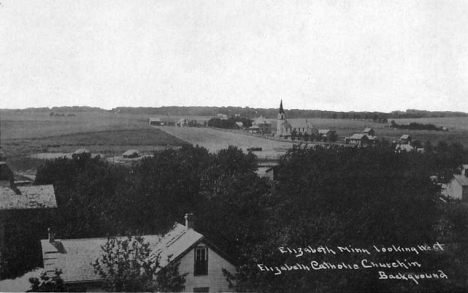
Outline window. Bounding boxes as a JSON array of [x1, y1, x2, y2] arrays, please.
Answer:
[[193, 287, 209, 292], [194, 246, 208, 276]]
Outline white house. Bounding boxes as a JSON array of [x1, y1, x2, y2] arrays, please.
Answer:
[[41, 214, 236, 292]]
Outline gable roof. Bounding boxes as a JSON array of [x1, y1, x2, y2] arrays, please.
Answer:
[[453, 174, 468, 187], [235, 122, 244, 127], [253, 116, 271, 125], [41, 223, 232, 284], [149, 223, 204, 266], [400, 134, 411, 140], [363, 128, 373, 133], [122, 149, 139, 157], [0, 185, 56, 210], [349, 134, 368, 140], [149, 118, 161, 122], [318, 129, 332, 134], [41, 235, 161, 283], [287, 119, 314, 129]]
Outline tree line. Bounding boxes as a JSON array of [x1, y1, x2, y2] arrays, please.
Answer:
[[3, 143, 468, 292]]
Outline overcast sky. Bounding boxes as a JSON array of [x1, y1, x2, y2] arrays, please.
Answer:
[[1, 0, 467, 112]]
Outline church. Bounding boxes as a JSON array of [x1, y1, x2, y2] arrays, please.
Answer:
[[276, 100, 316, 137]]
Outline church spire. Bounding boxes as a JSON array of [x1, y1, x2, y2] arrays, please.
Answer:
[[279, 100, 284, 114]]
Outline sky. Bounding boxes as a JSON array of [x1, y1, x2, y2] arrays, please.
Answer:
[[1, 0, 468, 112]]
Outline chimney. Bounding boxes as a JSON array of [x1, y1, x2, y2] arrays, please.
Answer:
[[185, 213, 195, 230], [48, 228, 55, 243]]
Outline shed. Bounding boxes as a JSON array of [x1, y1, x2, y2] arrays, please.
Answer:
[[122, 150, 140, 158], [148, 118, 162, 126]]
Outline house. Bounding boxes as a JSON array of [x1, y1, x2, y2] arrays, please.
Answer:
[[216, 114, 228, 120], [345, 134, 370, 147], [252, 116, 271, 134], [41, 214, 236, 292], [123, 149, 140, 158], [73, 148, 90, 155], [400, 134, 412, 144], [176, 118, 189, 127], [363, 128, 375, 137], [447, 173, 468, 201], [248, 125, 261, 134], [395, 144, 415, 153], [149, 118, 162, 126], [1, 162, 57, 279], [318, 129, 336, 142], [461, 164, 468, 176], [235, 122, 244, 129]]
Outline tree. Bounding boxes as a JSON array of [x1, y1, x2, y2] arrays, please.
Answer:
[[92, 236, 186, 292], [28, 269, 68, 292]]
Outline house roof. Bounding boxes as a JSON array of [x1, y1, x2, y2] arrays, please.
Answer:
[[253, 116, 271, 125], [453, 175, 468, 187], [235, 122, 244, 127], [74, 149, 90, 155], [41, 223, 229, 284], [149, 118, 161, 122], [122, 149, 139, 157], [318, 129, 331, 134], [0, 185, 56, 210], [349, 134, 368, 140], [149, 223, 204, 266], [41, 235, 161, 283], [400, 134, 411, 139], [462, 164, 468, 170], [363, 128, 373, 133]]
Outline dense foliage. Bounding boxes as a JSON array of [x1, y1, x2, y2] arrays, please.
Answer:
[[5, 142, 468, 292], [28, 270, 68, 292], [207, 117, 253, 129], [92, 236, 186, 292], [390, 120, 446, 131]]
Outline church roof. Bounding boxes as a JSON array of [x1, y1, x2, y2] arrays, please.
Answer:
[[287, 119, 314, 129], [279, 100, 284, 114]]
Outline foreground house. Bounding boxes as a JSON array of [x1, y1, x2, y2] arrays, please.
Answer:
[[41, 214, 235, 292]]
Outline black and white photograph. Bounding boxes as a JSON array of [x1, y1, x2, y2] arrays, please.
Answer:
[[1, 0, 468, 292]]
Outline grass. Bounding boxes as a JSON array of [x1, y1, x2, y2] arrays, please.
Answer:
[[1, 111, 189, 171], [3, 110, 468, 170]]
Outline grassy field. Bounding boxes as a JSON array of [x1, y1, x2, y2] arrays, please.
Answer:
[[158, 126, 293, 159], [1, 111, 189, 171], [2, 110, 468, 171]]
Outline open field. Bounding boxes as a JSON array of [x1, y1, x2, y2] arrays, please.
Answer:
[[1, 111, 189, 171], [3, 110, 468, 171], [393, 117, 468, 131], [157, 126, 293, 159], [0, 110, 210, 140]]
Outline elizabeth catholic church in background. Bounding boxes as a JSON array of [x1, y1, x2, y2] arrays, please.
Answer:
[[276, 100, 317, 137]]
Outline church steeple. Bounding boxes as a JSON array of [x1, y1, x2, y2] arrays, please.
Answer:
[[279, 100, 284, 114]]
